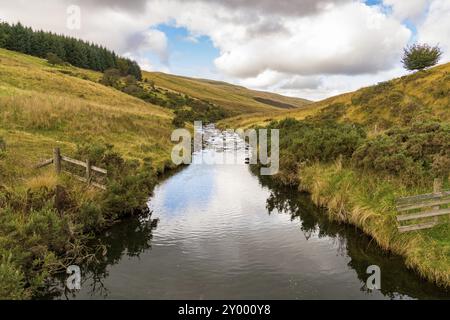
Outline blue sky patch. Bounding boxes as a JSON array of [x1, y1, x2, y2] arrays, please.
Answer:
[[155, 24, 220, 78]]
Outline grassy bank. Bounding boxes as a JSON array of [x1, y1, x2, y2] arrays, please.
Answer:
[[299, 162, 449, 288], [255, 117, 450, 288]]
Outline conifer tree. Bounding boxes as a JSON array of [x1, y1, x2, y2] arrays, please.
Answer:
[[0, 21, 142, 78]]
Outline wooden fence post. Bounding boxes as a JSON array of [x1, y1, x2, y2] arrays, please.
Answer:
[[54, 147, 61, 175], [86, 159, 91, 184], [433, 178, 442, 194], [35, 150, 107, 190], [433, 178, 443, 223]]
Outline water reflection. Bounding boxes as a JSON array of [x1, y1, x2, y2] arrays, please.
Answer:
[[40, 132, 448, 299], [256, 174, 449, 299], [40, 215, 159, 300]]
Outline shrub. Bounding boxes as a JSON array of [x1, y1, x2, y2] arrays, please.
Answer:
[[399, 101, 421, 125], [24, 208, 70, 253], [75, 143, 125, 178], [46, 52, 64, 66], [172, 116, 186, 128], [0, 206, 67, 298], [100, 68, 121, 88], [78, 202, 104, 232], [268, 118, 367, 164], [402, 44, 442, 71], [101, 168, 156, 220], [123, 84, 143, 96], [352, 121, 450, 184], [309, 103, 349, 122], [0, 253, 29, 300], [259, 119, 367, 186], [75, 143, 158, 220]]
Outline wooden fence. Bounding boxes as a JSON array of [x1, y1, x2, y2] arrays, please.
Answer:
[[396, 178, 450, 233], [35, 147, 107, 190]]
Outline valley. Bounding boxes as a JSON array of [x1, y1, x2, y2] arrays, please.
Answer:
[[0, 46, 449, 299]]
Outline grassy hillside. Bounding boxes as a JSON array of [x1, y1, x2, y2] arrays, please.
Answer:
[[222, 62, 450, 288], [144, 71, 311, 114], [222, 62, 450, 129], [0, 48, 178, 298], [0, 48, 176, 172]]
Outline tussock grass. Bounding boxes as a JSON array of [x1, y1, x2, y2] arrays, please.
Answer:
[[24, 172, 58, 191]]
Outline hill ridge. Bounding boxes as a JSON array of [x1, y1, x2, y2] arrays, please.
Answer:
[[221, 61, 450, 128], [144, 71, 311, 114]]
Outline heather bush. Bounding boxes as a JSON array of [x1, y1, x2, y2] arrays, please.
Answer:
[[352, 121, 450, 184]]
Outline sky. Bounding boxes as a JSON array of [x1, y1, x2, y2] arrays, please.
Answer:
[[0, 0, 449, 101]]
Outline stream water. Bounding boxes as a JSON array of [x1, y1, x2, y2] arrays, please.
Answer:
[[47, 125, 448, 300]]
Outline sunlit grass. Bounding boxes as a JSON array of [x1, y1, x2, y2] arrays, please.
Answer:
[[300, 163, 450, 287], [0, 48, 176, 183], [222, 62, 450, 129], [144, 71, 311, 115]]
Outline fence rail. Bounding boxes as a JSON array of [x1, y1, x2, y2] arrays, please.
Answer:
[[35, 148, 107, 190], [396, 178, 450, 233]]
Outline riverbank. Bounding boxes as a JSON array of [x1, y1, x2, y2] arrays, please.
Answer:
[[0, 49, 178, 299], [219, 63, 450, 289], [234, 115, 449, 289], [0, 142, 178, 299], [47, 137, 448, 299], [296, 161, 449, 288]]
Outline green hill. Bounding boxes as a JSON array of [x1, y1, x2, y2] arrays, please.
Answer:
[[144, 71, 311, 114], [0, 47, 313, 178], [222, 62, 450, 129], [0, 48, 177, 176]]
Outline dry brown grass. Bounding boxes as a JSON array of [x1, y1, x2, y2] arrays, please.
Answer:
[[0, 48, 177, 188], [24, 171, 58, 190]]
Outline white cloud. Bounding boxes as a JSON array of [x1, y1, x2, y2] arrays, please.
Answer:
[[192, 0, 353, 17], [239, 70, 286, 89], [126, 29, 169, 63], [1, 0, 446, 100], [383, 0, 429, 21], [244, 66, 406, 101], [212, 2, 410, 78], [280, 76, 323, 90], [417, 0, 450, 63]]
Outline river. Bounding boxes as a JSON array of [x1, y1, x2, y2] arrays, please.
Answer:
[[46, 126, 448, 300]]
